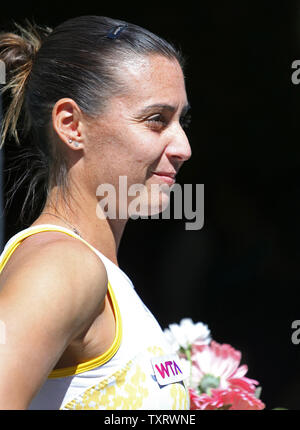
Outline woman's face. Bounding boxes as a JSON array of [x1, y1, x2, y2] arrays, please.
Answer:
[[83, 54, 191, 218]]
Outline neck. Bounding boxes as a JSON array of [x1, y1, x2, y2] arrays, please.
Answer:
[[32, 186, 128, 267]]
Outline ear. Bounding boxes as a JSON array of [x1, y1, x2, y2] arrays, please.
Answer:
[[52, 98, 84, 149]]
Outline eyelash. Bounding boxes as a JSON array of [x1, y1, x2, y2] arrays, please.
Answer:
[[145, 112, 191, 131]]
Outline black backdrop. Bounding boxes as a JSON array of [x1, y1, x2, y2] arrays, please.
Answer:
[[1, 0, 300, 410]]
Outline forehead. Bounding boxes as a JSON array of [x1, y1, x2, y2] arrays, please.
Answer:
[[116, 54, 188, 108]]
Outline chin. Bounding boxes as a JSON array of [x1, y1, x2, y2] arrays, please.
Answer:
[[128, 188, 170, 218]]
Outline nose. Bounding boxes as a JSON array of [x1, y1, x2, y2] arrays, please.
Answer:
[[165, 123, 192, 163]]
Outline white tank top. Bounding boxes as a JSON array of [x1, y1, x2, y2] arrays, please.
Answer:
[[0, 225, 189, 410]]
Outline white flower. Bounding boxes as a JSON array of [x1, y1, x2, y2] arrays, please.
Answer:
[[164, 318, 211, 353]]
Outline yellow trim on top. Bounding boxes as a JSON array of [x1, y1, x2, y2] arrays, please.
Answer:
[[0, 224, 123, 378], [0, 225, 93, 274], [48, 280, 122, 378]]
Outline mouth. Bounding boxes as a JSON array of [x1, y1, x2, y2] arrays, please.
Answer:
[[151, 171, 176, 185]]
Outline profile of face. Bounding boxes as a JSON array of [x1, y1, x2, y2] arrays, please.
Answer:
[[56, 54, 192, 219]]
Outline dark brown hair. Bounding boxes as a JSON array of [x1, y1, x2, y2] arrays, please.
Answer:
[[0, 15, 184, 223]]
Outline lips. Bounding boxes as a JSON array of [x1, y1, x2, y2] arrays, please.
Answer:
[[152, 171, 176, 184]]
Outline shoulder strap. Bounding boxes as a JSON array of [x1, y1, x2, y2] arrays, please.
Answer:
[[0, 224, 98, 274]]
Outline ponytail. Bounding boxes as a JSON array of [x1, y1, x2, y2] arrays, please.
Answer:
[[0, 20, 51, 147]]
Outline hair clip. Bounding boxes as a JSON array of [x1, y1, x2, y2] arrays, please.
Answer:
[[106, 24, 128, 40]]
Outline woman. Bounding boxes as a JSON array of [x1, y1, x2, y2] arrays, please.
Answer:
[[0, 15, 191, 409]]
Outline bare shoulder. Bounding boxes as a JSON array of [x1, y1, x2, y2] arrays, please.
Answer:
[[0, 230, 108, 337], [0, 231, 108, 407], [1, 230, 107, 289]]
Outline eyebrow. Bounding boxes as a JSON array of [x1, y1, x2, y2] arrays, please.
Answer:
[[138, 102, 191, 116]]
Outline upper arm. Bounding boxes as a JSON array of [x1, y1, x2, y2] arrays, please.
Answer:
[[0, 236, 107, 409]]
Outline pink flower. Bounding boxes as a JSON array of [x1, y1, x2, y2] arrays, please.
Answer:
[[190, 341, 259, 394], [189, 387, 265, 410]]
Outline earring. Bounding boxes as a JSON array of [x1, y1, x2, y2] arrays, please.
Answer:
[[68, 138, 79, 148]]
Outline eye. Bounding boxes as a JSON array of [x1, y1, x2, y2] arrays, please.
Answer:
[[145, 114, 167, 131], [180, 112, 192, 130]]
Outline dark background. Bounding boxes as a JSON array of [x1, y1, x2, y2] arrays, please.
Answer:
[[1, 0, 300, 410]]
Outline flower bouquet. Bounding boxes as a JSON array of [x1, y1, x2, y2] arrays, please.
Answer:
[[164, 318, 265, 410]]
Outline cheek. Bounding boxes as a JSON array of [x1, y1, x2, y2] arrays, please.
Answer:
[[119, 137, 165, 182], [132, 130, 167, 165], [87, 122, 165, 183]]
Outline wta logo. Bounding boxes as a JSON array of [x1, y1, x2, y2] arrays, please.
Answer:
[[154, 360, 182, 379], [151, 354, 187, 386]]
